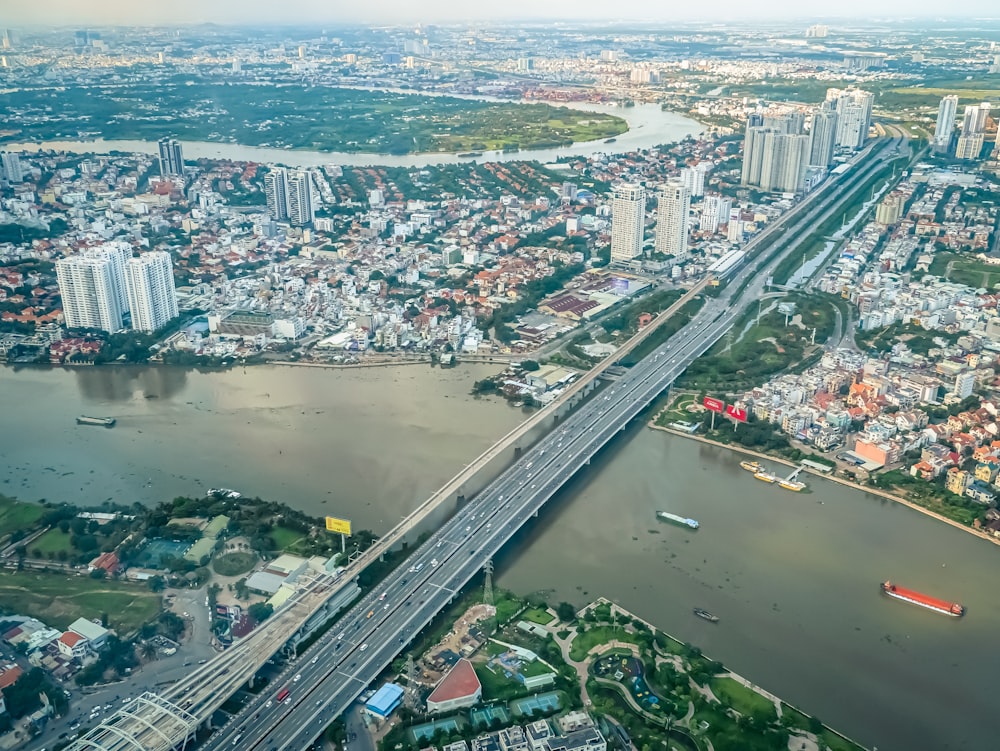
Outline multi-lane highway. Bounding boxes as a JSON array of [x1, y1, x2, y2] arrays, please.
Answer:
[[59, 135, 905, 751], [194, 137, 905, 751]]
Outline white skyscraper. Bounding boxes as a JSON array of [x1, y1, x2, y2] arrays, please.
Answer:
[[654, 182, 690, 258], [956, 103, 991, 160], [287, 170, 314, 226], [1, 151, 23, 183], [56, 246, 132, 333], [125, 251, 178, 333], [680, 164, 708, 198], [827, 88, 874, 149], [743, 128, 809, 193], [157, 138, 184, 177], [610, 183, 646, 263], [699, 194, 732, 234], [807, 108, 839, 168], [264, 168, 289, 221], [932, 95, 959, 152]]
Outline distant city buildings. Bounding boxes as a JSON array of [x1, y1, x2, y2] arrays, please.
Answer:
[[264, 168, 289, 221], [56, 245, 131, 333], [805, 24, 828, 38], [57, 245, 177, 333], [955, 102, 991, 160], [807, 106, 839, 168], [157, 138, 184, 177], [125, 251, 179, 333], [265, 167, 313, 225], [933, 95, 959, 153], [680, 163, 708, 197], [1, 151, 22, 183], [654, 182, 690, 259], [610, 183, 645, 263], [700, 194, 732, 234], [742, 123, 809, 193], [286, 171, 315, 226], [826, 88, 874, 149]]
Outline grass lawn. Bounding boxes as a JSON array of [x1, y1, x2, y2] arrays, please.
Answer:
[[521, 607, 554, 625], [709, 677, 777, 720], [30, 528, 75, 557], [473, 663, 521, 701], [927, 251, 1000, 290], [0, 496, 44, 538], [269, 526, 305, 551], [0, 570, 160, 633], [657, 634, 686, 655], [569, 626, 639, 661], [212, 551, 258, 577], [494, 592, 524, 625], [521, 659, 556, 678], [820, 729, 865, 751]]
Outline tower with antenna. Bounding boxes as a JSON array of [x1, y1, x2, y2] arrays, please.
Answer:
[[483, 560, 495, 607]]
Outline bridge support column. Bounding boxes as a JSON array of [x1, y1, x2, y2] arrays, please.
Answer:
[[513, 445, 522, 458]]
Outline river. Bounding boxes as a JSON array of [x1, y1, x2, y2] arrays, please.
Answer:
[[3, 102, 700, 168], [1, 365, 995, 751]]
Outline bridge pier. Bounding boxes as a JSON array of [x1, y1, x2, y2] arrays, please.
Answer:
[[513, 445, 522, 458]]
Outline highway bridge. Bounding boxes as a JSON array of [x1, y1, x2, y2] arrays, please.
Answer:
[[60, 136, 905, 751]]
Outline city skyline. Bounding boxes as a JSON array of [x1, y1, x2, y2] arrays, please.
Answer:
[[5, 1, 1000, 25]]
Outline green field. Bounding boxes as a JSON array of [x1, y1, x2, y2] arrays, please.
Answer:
[[0, 570, 160, 633], [269, 526, 306, 551], [0, 496, 44, 539], [927, 252, 1000, 290], [521, 607, 555, 625], [212, 551, 258, 577], [29, 528, 75, 557], [0, 82, 628, 155], [569, 626, 640, 661], [709, 677, 777, 721]]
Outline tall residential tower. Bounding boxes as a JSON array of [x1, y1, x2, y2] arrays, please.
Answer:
[[610, 183, 645, 263], [654, 182, 690, 258], [125, 251, 178, 333]]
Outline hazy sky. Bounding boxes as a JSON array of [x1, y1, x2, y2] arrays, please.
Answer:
[[5, 0, 1000, 26]]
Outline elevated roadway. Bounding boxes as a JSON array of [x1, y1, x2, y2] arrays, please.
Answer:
[[60, 136, 903, 751]]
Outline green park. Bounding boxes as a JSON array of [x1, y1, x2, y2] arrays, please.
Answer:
[[0, 82, 628, 154]]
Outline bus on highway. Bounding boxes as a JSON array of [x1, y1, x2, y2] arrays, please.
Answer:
[[276, 687, 290, 703]]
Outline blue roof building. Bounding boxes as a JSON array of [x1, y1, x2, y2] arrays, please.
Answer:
[[365, 683, 405, 718]]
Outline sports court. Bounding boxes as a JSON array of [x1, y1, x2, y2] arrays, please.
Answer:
[[411, 717, 460, 742], [133, 538, 190, 567], [469, 704, 510, 728], [510, 691, 561, 716]]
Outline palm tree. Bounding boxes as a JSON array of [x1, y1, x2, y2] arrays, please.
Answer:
[[140, 642, 157, 661]]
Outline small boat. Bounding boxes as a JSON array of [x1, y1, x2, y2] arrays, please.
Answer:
[[693, 608, 719, 622], [740, 460, 763, 473], [604, 138, 617, 143], [753, 470, 777, 483], [77, 416, 115, 427], [657, 511, 699, 530], [779, 479, 806, 492]]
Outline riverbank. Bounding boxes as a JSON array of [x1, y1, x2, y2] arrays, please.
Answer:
[[648, 422, 1000, 549], [581, 597, 867, 751], [3, 103, 699, 168]]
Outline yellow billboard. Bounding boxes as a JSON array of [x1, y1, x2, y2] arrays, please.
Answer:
[[325, 516, 352, 535]]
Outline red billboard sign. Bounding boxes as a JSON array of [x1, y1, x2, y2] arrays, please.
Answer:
[[726, 404, 748, 422], [703, 396, 724, 413]]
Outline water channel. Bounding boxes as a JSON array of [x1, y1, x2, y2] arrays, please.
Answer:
[[0, 364, 995, 751]]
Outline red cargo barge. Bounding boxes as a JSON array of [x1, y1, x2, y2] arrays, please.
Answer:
[[881, 580, 965, 617]]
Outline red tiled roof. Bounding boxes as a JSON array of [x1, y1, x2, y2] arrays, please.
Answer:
[[0, 665, 22, 690], [426, 658, 481, 704], [59, 631, 85, 647]]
